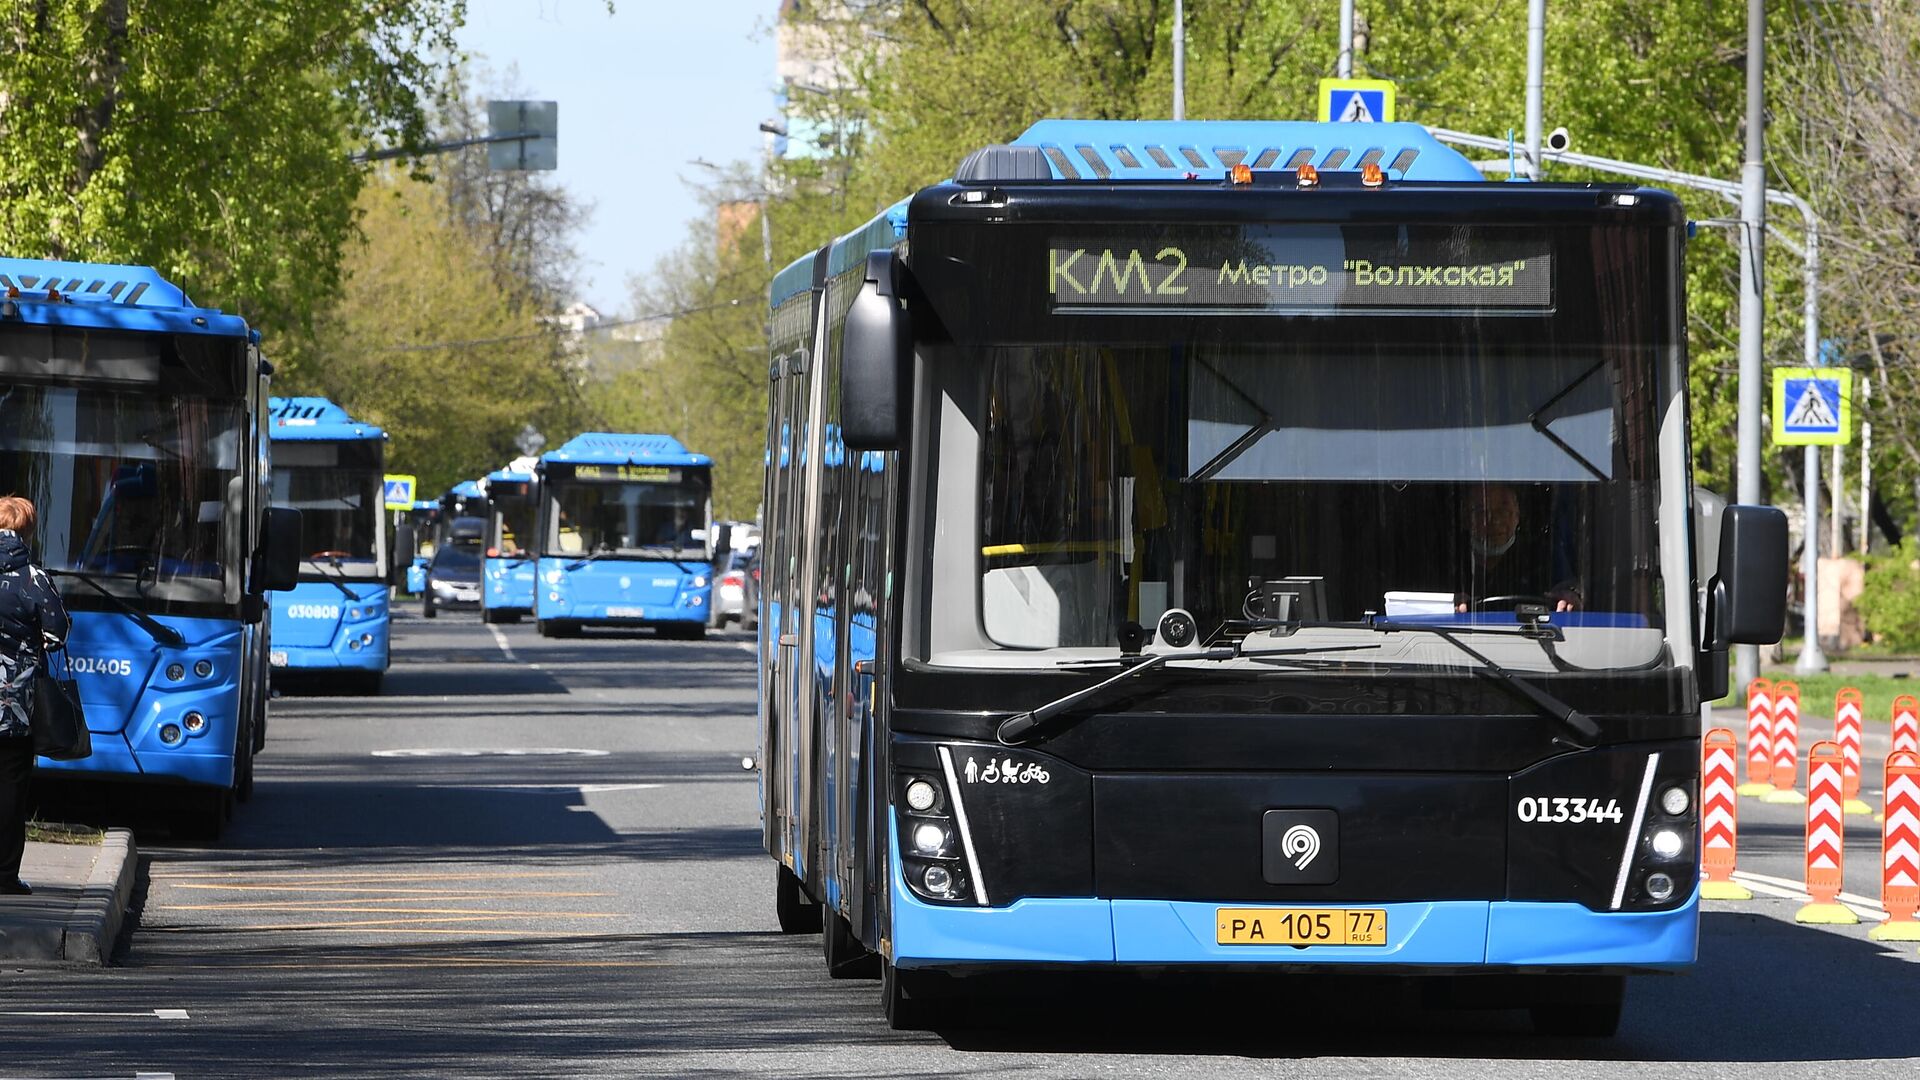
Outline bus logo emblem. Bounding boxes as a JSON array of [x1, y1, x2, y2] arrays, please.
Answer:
[[1282, 824, 1322, 870]]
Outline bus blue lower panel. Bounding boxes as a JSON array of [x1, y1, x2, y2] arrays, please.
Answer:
[[38, 610, 246, 788], [534, 557, 711, 625], [269, 581, 390, 672], [888, 831, 1697, 969], [484, 558, 536, 615]]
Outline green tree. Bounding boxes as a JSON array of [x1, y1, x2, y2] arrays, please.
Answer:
[[282, 174, 580, 497], [0, 0, 466, 333]]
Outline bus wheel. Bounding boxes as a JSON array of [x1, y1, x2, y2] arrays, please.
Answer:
[[179, 787, 232, 844], [234, 732, 256, 803], [481, 608, 496, 625], [881, 962, 933, 1030], [775, 864, 822, 934], [1528, 975, 1625, 1037], [823, 909, 880, 979]]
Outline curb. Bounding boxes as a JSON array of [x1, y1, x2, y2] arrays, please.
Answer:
[[62, 828, 136, 965]]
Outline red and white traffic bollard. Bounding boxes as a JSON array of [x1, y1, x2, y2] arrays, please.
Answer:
[[1870, 750, 1920, 944], [1765, 680, 1805, 804], [1797, 741, 1858, 924], [1700, 728, 1751, 899], [1740, 678, 1774, 797], [1834, 688, 1872, 816], [1895, 694, 1920, 757]]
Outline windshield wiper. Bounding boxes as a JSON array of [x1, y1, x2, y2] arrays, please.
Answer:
[[630, 545, 699, 574], [997, 640, 1384, 744], [309, 557, 359, 599], [46, 568, 186, 647], [564, 547, 614, 572], [1363, 618, 1599, 747]]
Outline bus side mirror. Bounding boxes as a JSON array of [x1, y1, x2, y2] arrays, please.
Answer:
[[392, 524, 417, 586], [1699, 504, 1788, 700], [710, 523, 732, 566], [841, 250, 911, 452], [259, 508, 302, 593]]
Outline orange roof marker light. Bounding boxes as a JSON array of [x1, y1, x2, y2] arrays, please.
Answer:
[[1229, 162, 1254, 186], [1295, 163, 1320, 189], [1361, 162, 1386, 188]]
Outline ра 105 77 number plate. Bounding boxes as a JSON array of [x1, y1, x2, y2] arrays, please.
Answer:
[[1216, 908, 1388, 946]]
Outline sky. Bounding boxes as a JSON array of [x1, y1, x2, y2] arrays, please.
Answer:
[[455, 1, 777, 315]]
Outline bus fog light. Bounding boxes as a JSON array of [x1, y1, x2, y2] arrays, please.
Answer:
[[922, 865, 953, 896], [1650, 828, 1684, 860], [193, 660, 214, 678], [166, 663, 185, 681], [348, 638, 362, 650], [360, 633, 374, 645], [182, 711, 207, 733], [912, 823, 946, 855], [1644, 871, 1676, 901], [1660, 786, 1690, 816], [159, 724, 183, 745], [905, 779, 938, 812]]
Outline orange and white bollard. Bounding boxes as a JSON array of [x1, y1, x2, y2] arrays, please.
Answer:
[[1870, 750, 1920, 944], [1739, 678, 1775, 797], [1895, 694, 1920, 757], [1700, 728, 1751, 899], [1834, 688, 1872, 816], [1797, 741, 1858, 924], [1764, 680, 1805, 804]]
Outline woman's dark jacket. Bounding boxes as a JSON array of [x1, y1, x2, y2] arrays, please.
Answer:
[[0, 531, 69, 737]]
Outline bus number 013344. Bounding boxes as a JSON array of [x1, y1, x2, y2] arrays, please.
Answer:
[[1514, 797, 1624, 824]]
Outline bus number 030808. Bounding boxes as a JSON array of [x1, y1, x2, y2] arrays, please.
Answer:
[[1514, 796, 1624, 824]]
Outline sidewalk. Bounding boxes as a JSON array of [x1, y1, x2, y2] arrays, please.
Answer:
[[0, 829, 137, 964]]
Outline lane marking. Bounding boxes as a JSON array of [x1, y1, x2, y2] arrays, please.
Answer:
[[735, 641, 757, 655], [1730, 868, 1887, 917], [370, 747, 610, 758], [161, 885, 608, 897], [163, 958, 664, 970], [0, 1009, 188, 1020], [487, 623, 518, 662], [152, 871, 586, 882], [154, 905, 624, 918], [464, 783, 662, 793], [150, 926, 622, 937]]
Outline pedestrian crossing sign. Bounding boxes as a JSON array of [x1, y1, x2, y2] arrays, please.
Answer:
[[1772, 368, 1851, 446], [383, 474, 418, 510], [1318, 78, 1396, 124]]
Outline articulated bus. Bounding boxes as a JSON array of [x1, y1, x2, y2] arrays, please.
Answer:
[[267, 398, 412, 695], [533, 432, 715, 639], [481, 462, 538, 624], [0, 257, 302, 836], [757, 120, 1789, 1034]]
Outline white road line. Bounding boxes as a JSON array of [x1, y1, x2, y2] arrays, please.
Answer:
[[0, 1008, 189, 1020], [735, 641, 757, 655], [487, 624, 518, 663], [1731, 868, 1887, 913]]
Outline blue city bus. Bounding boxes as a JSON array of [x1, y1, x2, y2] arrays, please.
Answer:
[[756, 120, 1789, 1034], [481, 464, 538, 624], [267, 397, 411, 695], [403, 499, 439, 594], [0, 257, 302, 836], [532, 433, 715, 639]]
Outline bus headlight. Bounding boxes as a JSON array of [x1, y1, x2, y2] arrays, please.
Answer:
[[166, 663, 185, 682], [159, 724, 183, 745], [912, 823, 948, 855], [1644, 872, 1676, 901], [904, 779, 938, 812], [922, 866, 954, 896], [182, 711, 207, 734], [1650, 828, 1685, 860], [1660, 786, 1690, 816], [692, 575, 707, 588], [193, 660, 214, 678]]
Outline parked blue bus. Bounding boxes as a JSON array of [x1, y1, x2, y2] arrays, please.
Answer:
[[267, 397, 411, 694], [533, 433, 714, 639], [481, 463, 538, 624], [757, 120, 1788, 1033], [0, 257, 302, 836]]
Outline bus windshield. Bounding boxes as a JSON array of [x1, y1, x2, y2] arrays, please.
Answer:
[[491, 481, 536, 557], [922, 220, 1688, 675], [271, 440, 382, 575], [546, 468, 710, 559], [0, 385, 244, 606]]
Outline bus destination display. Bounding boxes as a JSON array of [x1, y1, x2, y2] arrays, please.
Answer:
[[571, 464, 678, 483], [1046, 227, 1552, 315]]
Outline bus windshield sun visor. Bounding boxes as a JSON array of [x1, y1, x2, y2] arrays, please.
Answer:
[[45, 568, 185, 647]]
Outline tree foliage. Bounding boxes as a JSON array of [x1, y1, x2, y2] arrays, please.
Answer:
[[282, 174, 583, 497], [0, 0, 466, 333]]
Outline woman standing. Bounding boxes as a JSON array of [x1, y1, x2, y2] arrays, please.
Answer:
[[0, 496, 69, 895]]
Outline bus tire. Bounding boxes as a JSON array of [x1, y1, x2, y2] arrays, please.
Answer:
[[775, 864, 822, 934], [823, 909, 880, 979], [1528, 975, 1625, 1037], [481, 608, 497, 625], [179, 786, 232, 844], [234, 728, 256, 803], [881, 962, 933, 1030]]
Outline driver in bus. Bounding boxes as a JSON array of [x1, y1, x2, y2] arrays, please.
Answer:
[[653, 505, 697, 549], [1454, 483, 1582, 613]]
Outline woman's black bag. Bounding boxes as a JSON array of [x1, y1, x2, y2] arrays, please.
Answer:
[[30, 648, 90, 761]]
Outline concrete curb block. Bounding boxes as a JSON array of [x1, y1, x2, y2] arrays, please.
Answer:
[[61, 828, 136, 965]]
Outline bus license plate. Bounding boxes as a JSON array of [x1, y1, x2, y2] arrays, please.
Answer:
[[1216, 908, 1388, 946], [605, 606, 646, 618], [269, 651, 288, 668]]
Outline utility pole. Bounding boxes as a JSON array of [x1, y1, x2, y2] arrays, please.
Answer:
[[1523, 0, 1546, 179], [1735, 0, 1768, 691], [1338, 0, 1356, 79], [1172, 0, 1186, 121]]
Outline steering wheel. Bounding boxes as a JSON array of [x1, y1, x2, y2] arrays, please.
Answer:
[[1467, 593, 1555, 613]]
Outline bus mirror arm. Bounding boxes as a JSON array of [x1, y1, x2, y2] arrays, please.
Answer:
[[841, 250, 912, 453]]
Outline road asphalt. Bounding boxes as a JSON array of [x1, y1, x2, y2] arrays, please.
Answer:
[[0, 610, 1908, 1078]]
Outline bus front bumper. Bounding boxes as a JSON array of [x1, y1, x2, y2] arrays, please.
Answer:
[[270, 640, 388, 672], [890, 884, 1698, 971]]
